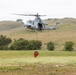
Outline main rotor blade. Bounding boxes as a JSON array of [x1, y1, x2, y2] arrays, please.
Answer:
[[12, 13, 29, 16], [28, 14, 46, 16], [12, 13, 46, 16]]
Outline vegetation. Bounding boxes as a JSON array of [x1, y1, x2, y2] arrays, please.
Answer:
[[9, 38, 42, 50], [0, 18, 76, 75], [29, 40, 42, 50], [47, 41, 55, 51], [0, 35, 12, 50], [0, 51, 76, 65], [64, 41, 74, 51], [9, 38, 29, 50], [0, 51, 76, 75], [0, 35, 76, 51], [0, 18, 76, 51]]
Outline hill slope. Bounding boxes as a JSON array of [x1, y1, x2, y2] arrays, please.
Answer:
[[0, 21, 24, 32], [0, 18, 76, 32], [0, 18, 76, 50]]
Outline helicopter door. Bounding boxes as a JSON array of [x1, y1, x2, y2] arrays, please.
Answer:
[[38, 23, 43, 30]]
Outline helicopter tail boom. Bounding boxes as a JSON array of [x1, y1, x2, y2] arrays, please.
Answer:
[[43, 22, 60, 30]]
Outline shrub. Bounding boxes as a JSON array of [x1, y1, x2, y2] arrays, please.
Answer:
[[64, 41, 74, 51], [9, 39, 29, 50], [47, 41, 55, 51], [29, 40, 42, 50], [9, 39, 42, 50], [0, 35, 12, 50], [0, 35, 12, 46], [0, 45, 8, 50]]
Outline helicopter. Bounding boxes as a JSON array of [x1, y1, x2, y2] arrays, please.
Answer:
[[14, 13, 60, 31]]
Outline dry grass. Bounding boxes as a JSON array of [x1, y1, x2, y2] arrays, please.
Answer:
[[4, 29, 76, 50], [0, 18, 76, 50]]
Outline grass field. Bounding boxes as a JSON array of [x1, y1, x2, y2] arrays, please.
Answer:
[[0, 51, 76, 75], [0, 18, 76, 74]]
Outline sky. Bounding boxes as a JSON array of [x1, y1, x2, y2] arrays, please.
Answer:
[[0, 0, 76, 22]]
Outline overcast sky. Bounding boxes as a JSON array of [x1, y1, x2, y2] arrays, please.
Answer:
[[0, 0, 76, 22]]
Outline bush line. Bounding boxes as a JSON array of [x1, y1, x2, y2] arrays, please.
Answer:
[[0, 35, 75, 51]]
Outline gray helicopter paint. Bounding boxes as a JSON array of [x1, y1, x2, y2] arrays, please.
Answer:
[[13, 13, 60, 30]]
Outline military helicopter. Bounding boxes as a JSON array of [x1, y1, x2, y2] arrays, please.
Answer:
[[14, 13, 60, 31]]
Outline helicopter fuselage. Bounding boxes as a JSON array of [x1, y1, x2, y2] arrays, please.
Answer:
[[25, 17, 47, 30]]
